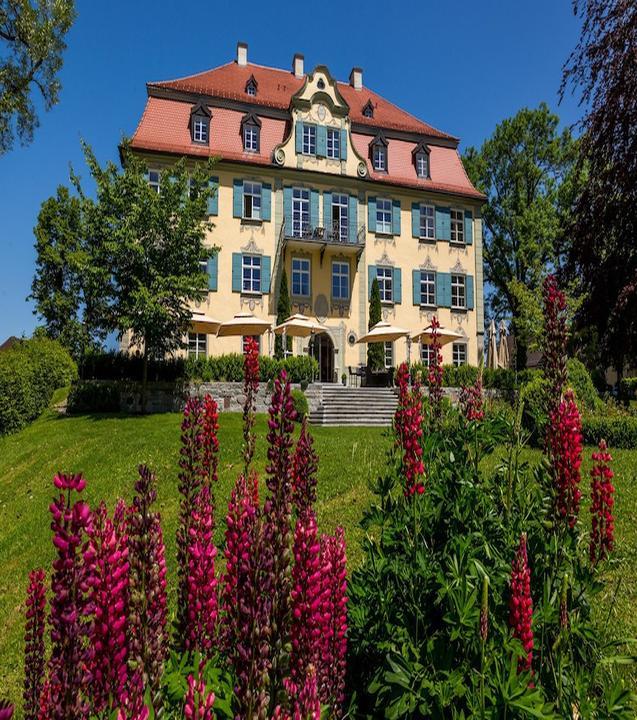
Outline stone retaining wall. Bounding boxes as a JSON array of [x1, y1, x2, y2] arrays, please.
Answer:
[[187, 382, 322, 414]]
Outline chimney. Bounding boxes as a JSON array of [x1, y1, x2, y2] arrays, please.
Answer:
[[236, 41, 248, 66], [349, 67, 363, 90], [293, 53, 304, 78]]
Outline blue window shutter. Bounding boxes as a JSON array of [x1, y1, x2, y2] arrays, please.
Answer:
[[310, 189, 319, 229], [262, 256, 272, 294], [261, 183, 271, 221], [283, 187, 292, 232], [392, 200, 401, 235], [435, 207, 451, 240], [207, 176, 219, 215], [295, 122, 304, 153], [393, 267, 402, 304], [317, 125, 327, 157], [411, 202, 420, 238], [232, 253, 242, 292], [368, 196, 376, 232], [323, 191, 332, 229], [436, 272, 450, 307], [233, 179, 243, 218], [207, 253, 218, 291], [340, 129, 347, 160], [367, 265, 377, 300], [412, 269, 421, 305], [464, 210, 474, 245], [348, 195, 357, 242], [466, 275, 475, 309]]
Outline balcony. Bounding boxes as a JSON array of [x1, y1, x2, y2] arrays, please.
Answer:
[[282, 220, 366, 262]]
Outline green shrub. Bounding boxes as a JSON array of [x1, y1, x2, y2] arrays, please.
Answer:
[[82, 350, 185, 382], [291, 388, 309, 420], [67, 380, 121, 414], [519, 373, 549, 442], [581, 413, 637, 449], [620, 376, 637, 400], [0, 337, 77, 435], [184, 354, 318, 385], [567, 358, 602, 412]]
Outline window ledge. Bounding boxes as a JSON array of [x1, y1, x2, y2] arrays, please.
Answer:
[[419, 304, 438, 310], [449, 241, 467, 247], [381, 301, 395, 307], [241, 217, 263, 226], [291, 295, 312, 302], [418, 237, 437, 244], [240, 291, 263, 298], [375, 231, 394, 238], [451, 306, 468, 313]]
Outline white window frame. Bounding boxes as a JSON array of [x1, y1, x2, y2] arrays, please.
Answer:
[[384, 341, 394, 369], [302, 124, 317, 155], [188, 332, 207, 359], [453, 342, 467, 367], [291, 256, 311, 297], [451, 274, 466, 310], [332, 193, 349, 241], [292, 187, 310, 237], [243, 123, 259, 152], [419, 204, 435, 240], [420, 270, 436, 307], [193, 117, 208, 144], [377, 266, 393, 303], [327, 128, 340, 159], [246, 81, 257, 97], [148, 170, 160, 194], [332, 261, 349, 300], [450, 208, 465, 244], [242, 254, 262, 294], [416, 152, 429, 178], [420, 343, 434, 367], [376, 198, 392, 235], [243, 181, 262, 220], [373, 144, 387, 171]]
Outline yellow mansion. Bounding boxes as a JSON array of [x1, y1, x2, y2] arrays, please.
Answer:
[[128, 43, 485, 382]]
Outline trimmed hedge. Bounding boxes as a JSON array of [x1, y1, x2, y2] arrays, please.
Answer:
[[291, 389, 309, 420], [581, 414, 637, 449], [82, 350, 185, 382], [67, 380, 121, 414], [0, 337, 77, 435], [185, 354, 318, 385], [408, 363, 537, 394]]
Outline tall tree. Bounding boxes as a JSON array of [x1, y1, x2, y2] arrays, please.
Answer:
[[367, 278, 384, 372], [561, 0, 637, 378], [274, 269, 291, 359], [462, 104, 579, 368], [0, 0, 76, 154]]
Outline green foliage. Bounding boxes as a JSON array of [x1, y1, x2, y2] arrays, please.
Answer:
[[0, 0, 76, 154], [581, 414, 637, 450], [80, 350, 185, 382], [567, 358, 603, 413], [274, 269, 291, 359], [291, 388, 309, 420], [620, 378, 637, 401], [519, 373, 549, 442], [368, 278, 384, 372], [66, 380, 121, 414], [184, 354, 318, 385], [0, 336, 76, 435]]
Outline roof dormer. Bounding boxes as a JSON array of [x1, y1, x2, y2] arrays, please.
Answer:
[[190, 102, 211, 145], [245, 75, 258, 97], [412, 140, 431, 179], [362, 99, 374, 119]]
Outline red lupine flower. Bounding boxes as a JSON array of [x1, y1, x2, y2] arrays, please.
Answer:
[[201, 395, 220, 488], [427, 316, 444, 419], [285, 665, 321, 720], [460, 375, 484, 422], [590, 440, 615, 565], [291, 417, 319, 515], [242, 336, 260, 473], [186, 485, 218, 656], [394, 362, 425, 496], [23, 568, 46, 720], [542, 275, 568, 417], [509, 533, 534, 675], [86, 500, 130, 714], [184, 663, 216, 720], [547, 390, 583, 528]]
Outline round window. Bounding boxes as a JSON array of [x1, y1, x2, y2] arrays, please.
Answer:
[[347, 332, 357, 346], [317, 78, 325, 89]]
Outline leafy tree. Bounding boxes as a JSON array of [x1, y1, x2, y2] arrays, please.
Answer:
[[274, 269, 291, 359], [367, 277, 384, 372], [560, 0, 637, 379], [0, 0, 76, 154], [462, 104, 579, 369]]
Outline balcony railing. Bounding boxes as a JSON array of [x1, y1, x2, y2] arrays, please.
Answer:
[[283, 220, 366, 247]]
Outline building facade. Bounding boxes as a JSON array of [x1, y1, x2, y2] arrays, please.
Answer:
[[128, 42, 486, 382]]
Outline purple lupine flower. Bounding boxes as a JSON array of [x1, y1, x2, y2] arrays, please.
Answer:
[[0, 701, 14, 720], [201, 395, 220, 490], [291, 417, 318, 515], [242, 337, 260, 473], [183, 663, 216, 720], [23, 568, 46, 720]]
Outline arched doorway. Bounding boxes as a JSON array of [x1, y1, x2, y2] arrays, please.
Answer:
[[309, 332, 335, 383]]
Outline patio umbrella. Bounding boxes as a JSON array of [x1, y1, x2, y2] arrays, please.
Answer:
[[487, 319, 499, 370], [412, 325, 465, 346], [497, 320, 510, 369], [190, 312, 221, 335], [357, 321, 410, 344], [274, 313, 328, 361], [216, 313, 272, 337]]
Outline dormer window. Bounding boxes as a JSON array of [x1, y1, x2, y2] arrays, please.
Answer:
[[241, 112, 261, 153], [371, 131, 388, 172], [190, 103, 211, 145], [412, 141, 431, 178], [245, 75, 258, 97], [363, 100, 374, 118]]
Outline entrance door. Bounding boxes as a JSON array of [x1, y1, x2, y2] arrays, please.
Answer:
[[310, 332, 335, 383]]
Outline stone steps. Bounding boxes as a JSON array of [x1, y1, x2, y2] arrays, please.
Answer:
[[308, 385, 398, 427]]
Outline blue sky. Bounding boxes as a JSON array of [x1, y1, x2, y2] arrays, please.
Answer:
[[0, 0, 583, 341]]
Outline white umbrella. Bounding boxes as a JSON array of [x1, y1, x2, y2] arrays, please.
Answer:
[[357, 321, 410, 344], [190, 312, 221, 334], [487, 319, 499, 370], [216, 313, 272, 337], [497, 320, 510, 369], [412, 325, 465, 347]]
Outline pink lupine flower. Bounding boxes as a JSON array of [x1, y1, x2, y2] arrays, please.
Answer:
[[86, 500, 129, 714], [395, 363, 425, 496], [547, 390, 583, 528], [317, 528, 348, 718], [242, 336, 260, 473], [44, 473, 93, 720], [590, 440, 615, 565], [201, 395, 220, 488], [278, 665, 321, 720], [23, 568, 46, 720], [427, 316, 444, 419], [460, 375, 484, 422], [542, 275, 569, 416], [291, 417, 319, 515], [509, 533, 534, 675], [0, 701, 14, 720], [186, 485, 218, 656], [184, 664, 216, 720]]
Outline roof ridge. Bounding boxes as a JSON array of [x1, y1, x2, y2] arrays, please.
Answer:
[[150, 60, 297, 88]]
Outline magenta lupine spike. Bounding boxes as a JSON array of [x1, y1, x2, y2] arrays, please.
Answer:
[[460, 375, 484, 422], [201, 395, 220, 489], [395, 363, 425, 497], [23, 568, 46, 720], [509, 533, 534, 676], [289, 509, 322, 688], [222, 471, 270, 718], [317, 528, 348, 718], [279, 666, 321, 720], [186, 484, 218, 656], [86, 500, 130, 714], [547, 390, 583, 528], [590, 440, 615, 565], [43, 473, 93, 720], [243, 337, 260, 473], [127, 465, 168, 718], [427, 316, 444, 420], [542, 275, 569, 416], [0, 701, 14, 720], [184, 663, 216, 720], [291, 417, 319, 515]]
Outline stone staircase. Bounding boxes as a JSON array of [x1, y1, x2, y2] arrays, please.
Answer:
[[308, 385, 398, 427]]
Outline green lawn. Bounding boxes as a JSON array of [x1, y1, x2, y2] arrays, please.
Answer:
[[1, 406, 636, 712]]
